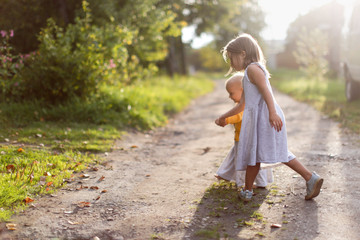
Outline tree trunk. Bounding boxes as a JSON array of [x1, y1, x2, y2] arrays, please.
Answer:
[[166, 37, 176, 77], [178, 36, 188, 75], [56, 0, 69, 25]]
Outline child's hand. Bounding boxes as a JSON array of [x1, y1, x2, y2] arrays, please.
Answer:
[[215, 117, 227, 127], [269, 112, 283, 132]]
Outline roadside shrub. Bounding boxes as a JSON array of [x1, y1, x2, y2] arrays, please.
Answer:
[[293, 27, 329, 80], [14, 2, 106, 103], [0, 30, 36, 101]]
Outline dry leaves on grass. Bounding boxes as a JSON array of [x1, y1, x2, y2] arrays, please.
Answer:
[[24, 197, 34, 204], [6, 164, 15, 173]]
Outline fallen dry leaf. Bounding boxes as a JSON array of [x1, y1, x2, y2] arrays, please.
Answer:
[[98, 176, 105, 182], [90, 186, 99, 190], [95, 195, 100, 201], [130, 145, 138, 148], [6, 223, 17, 230], [17, 148, 25, 152], [24, 197, 34, 204], [6, 164, 15, 173], [101, 190, 107, 193], [80, 174, 90, 178], [77, 201, 91, 208], [46, 182, 53, 186]]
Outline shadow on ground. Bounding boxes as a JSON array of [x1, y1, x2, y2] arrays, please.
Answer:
[[183, 181, 269, 240]]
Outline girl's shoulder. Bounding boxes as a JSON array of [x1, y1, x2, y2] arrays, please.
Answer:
[[246, 62, 269, 80], [246, 63, 266, 79]]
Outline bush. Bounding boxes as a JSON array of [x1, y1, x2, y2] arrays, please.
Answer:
[[293, 28, 329, 80], [14, 3, 108, 103]]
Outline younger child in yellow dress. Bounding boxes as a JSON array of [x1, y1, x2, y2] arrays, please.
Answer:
[[215, 73, 273, 188]]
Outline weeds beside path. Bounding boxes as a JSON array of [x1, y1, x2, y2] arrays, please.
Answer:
[[0, 74, 214, 223], [2, 78, 360, 239]]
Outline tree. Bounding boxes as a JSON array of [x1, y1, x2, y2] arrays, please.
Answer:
[[0, 0, 82, 53], [158, 0, 265, 75], [293, 28, 329, 80], [278, 1, 344, 75]]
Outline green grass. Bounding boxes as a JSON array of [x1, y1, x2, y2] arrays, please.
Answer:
[[188, 181, 269, 239], [0, 145, 94, 221], [194, 223, 224, 239], [0, 73, 215, 221], [271, 68, 360, 133], [0, 74, 214, 152]]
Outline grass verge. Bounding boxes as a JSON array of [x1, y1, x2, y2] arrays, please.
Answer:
[[0, 73, 215, 221], [271, 69, 360, 134]]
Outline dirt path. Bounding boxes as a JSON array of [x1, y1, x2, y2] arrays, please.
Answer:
[[1, 79, 360, 240]]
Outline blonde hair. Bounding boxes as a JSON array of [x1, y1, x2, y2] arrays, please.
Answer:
[[222, 33, 268, 76], [225, 73, 243, 92]]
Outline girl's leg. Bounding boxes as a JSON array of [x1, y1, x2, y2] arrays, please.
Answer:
[[284, 158, 323, 200], [244, 163, 260, 191], [283, 158, 312, 181]]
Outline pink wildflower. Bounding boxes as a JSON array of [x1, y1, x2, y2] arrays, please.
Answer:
[[10, 30, 14, 37], [0, 30, 6, 38], [108, 59, 116, 69]]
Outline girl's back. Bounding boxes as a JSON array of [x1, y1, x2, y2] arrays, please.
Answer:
[[236, 62, 294, 171]]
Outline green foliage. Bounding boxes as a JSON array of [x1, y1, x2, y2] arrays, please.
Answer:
[[280, 2, 343, 73], [0, 74, 214, 149], [0, 30, 33, 100], [293, 28, 329, 80], [13, 4, 106, 103], [271, 69, 360, 133], [1, 0, 183, 103], [0, 30, 20, 80], [0, 145, 94, 221], [194, 227, 221, 239], [190, 43, 227, 72], [211, 0, 266, 50], [0, 0, 82, 53], [0, 73, 213, 221]]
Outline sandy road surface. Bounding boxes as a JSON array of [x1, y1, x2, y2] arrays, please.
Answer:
[[1, 79, 360, 240]]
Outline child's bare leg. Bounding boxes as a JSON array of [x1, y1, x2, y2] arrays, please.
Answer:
[[283, 158, 312, 181], [245, 163, 260, 191]]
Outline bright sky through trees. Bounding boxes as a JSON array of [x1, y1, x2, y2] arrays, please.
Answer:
[[259, 0, 355, 40], [182, 0, 356, 48]]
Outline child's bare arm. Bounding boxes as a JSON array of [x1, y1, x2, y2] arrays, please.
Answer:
[[215, 92, 244, 127], [247, 65, 282, 132]]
